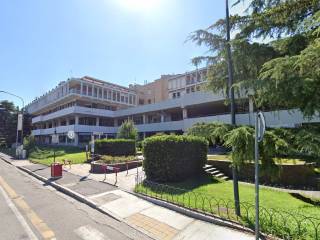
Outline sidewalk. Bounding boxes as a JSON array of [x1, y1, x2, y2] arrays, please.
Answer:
[[0, 153, 254, 240]]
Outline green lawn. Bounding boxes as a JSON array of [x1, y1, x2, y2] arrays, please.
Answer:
[[207, 154, 307, 165], [135, 175, 320, 239], [29, 146, 87, 166]]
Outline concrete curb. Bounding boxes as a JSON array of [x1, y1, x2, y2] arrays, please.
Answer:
[[16, 165, 122, 222], [127, 190, 255, 236]]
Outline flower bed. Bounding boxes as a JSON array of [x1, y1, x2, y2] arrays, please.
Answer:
[[90, 156, 142, 174]]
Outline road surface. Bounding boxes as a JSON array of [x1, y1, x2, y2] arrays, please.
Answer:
[[0, 159, 151, 240]]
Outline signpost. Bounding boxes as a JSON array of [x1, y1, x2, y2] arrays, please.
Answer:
[[91, 134, 95, 162], [255, 111, 266, 240]]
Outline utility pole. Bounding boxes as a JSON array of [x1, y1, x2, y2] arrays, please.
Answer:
[[225, 0, 240, 216]]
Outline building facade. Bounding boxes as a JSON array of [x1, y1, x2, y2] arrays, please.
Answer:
[[26, 69, 320, 146]]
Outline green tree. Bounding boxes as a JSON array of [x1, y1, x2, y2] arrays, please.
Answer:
[[0, 100, 19, 147], [189, 0, 320, 116], [117, 120, 138, 140]]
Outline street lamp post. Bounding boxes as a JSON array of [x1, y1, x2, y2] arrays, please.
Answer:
[[0, 91, 25, 148], [225, 0, 240, 216]]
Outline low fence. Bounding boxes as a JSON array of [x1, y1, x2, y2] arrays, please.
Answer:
[[135, 176, 320, 240]]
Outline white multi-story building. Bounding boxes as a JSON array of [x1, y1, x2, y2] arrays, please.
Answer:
[[26, 70, 320, 146]]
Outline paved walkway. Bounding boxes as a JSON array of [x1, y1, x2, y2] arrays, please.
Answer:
[[64, 163, 141, 190], [0, 153, 254, 240]]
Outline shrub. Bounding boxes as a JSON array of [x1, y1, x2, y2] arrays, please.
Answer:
[[143, 135, 208, 182], [95, 139, 136, 156], [117, 120, 138, 140], [23, 135, 36, 152], [224, 126, 255, 168], [187, 122, 234, 145]]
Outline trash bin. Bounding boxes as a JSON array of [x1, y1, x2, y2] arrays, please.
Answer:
[[51, 163, 62, 178]]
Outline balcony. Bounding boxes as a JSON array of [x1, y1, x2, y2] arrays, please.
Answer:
[[32, 106, 115, 124]]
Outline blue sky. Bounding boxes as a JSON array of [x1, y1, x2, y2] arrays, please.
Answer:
[[0, 0, 246, 107]]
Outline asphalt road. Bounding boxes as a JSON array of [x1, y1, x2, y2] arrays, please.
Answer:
[[0, 160, 152, 240]]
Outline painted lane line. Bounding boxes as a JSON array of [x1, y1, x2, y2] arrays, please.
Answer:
[[0, 176, 56, 240], [75, 225, 109, 240], [0, 185, 39, 240]]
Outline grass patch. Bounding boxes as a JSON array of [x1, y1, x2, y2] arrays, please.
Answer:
[[135, 175, 320, 239], [207, 154, 306, 165], [29, 146, 87, 166]]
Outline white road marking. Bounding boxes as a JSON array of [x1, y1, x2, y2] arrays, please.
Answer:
[[75, 225, 109, 240], [0, 185, 39, 240]]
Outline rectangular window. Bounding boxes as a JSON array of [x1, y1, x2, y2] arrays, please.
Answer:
[[117, 92, 120, 102]]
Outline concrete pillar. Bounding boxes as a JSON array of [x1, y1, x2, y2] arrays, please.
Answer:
[[160, 112, 165, 122], [75, 115, 79, 125], [74, 133, 79, 146], [114, 118, 118, 127], [66, 118, 70, 125], [249, 97, 254, 125], [66, 82, 70, 94], [182, 108, 188, 119], [80, 82, 83, 95], [102, 88, 104, 99], [86, 84, 89, 95], [143, 132, 146, 139], [142, 114, 146, 124], [92, 84, 94, 97], [96, 117, 100, 126]]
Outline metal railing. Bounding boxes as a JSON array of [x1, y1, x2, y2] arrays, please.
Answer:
[[134, 176, 320, 240]]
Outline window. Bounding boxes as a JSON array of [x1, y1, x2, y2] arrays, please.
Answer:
[[186, 88, 190, 94], [112, 91, 116, 101], [191, 87, 195, 92], [139, 99, 144, 105], [117, 92, 120, 102], [177, 92, 180, 98], [173, 93, 176, 99], [129, 95, 133, 104], [148, 99, 151, 104], [121, 95, 124, 102], [69, 119, 75, 125]]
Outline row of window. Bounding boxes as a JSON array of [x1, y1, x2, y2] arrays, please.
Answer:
[[171, 85, 201, 99], [168, 71, 207, 90], [73, 84, 137, 105]]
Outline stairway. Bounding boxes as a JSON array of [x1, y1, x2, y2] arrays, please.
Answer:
[[203, 164, 229, 181]]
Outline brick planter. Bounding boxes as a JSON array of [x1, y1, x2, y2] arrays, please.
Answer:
[[90, 160, 142, 174]]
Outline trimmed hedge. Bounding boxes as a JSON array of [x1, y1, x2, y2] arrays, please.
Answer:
[[95, 139, 136, 156], [143, 135, 208, 182]]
